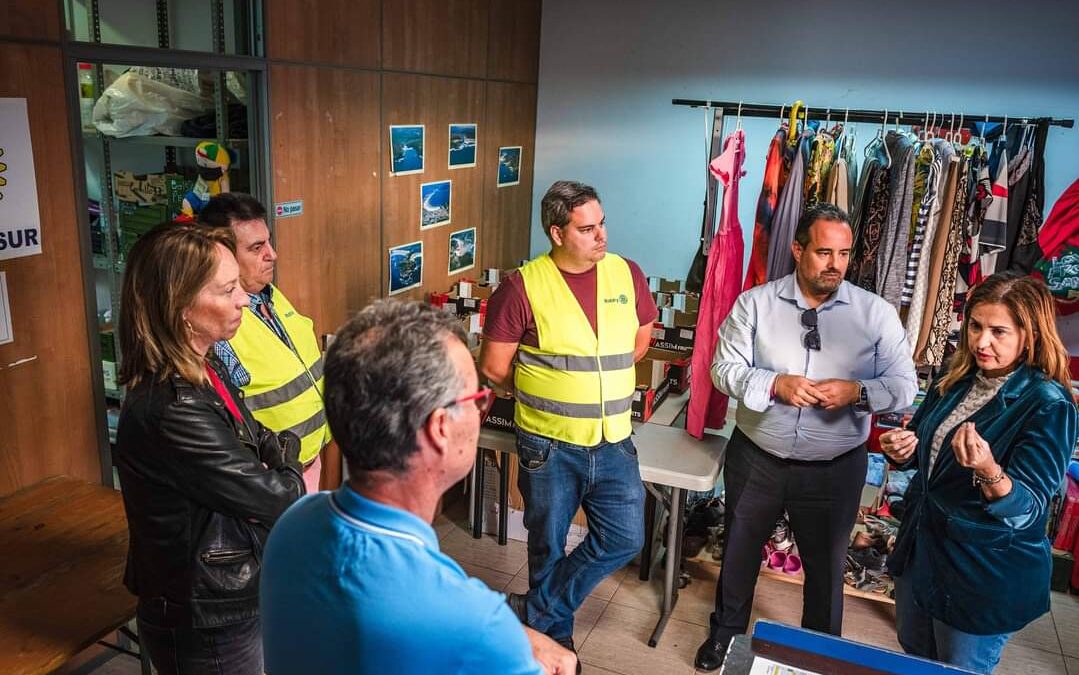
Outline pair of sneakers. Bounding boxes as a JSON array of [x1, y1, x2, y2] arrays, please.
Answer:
[[506, 592, 582, 674]]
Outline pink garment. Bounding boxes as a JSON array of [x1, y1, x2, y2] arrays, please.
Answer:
[[689, 130, 746, 438], [302, 453, 323, 493]]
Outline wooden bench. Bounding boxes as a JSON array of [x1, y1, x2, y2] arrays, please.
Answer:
[[0, 475, 140, 675]]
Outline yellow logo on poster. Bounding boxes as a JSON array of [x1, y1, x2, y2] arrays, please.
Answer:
[[0, 148, 7, 200]]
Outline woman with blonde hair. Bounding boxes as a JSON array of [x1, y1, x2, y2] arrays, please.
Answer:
[[881, 271, 1077, 673], [115, 222, 305, 675]]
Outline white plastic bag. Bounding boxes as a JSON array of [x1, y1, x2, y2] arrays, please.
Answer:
[[92, 71, 211, 138]]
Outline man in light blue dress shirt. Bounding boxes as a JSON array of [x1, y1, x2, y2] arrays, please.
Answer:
[[695, 204, 918, 671], [261, 301, 576, 675]]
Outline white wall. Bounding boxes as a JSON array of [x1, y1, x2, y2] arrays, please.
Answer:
[[531, 0, 1079, 279]]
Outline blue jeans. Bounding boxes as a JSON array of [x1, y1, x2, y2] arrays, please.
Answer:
[[516, 428, 645, 639], [136, 598, 263, 675], [895, 576, 1012, 674]]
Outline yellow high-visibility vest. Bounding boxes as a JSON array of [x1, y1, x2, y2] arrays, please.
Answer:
[[228, 285, 330, 463], [515, 253, 638, 446]]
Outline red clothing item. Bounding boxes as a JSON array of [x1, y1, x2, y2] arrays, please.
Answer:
[[483, 256, 658, 346], [1034, 177, 1079, 316], [743, 128, 786, 291], [689, 130, 746, 438], [206, 363, 243, 422]]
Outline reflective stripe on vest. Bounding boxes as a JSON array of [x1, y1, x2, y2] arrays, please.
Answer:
[[514, 253, 639, 446], [227, 285, 331, 463]]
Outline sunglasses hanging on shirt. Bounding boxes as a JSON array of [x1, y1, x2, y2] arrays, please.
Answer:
[[801, 308, 821, 351]]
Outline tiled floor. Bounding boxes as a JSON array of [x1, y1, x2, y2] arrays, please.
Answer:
[[75, 499, 1079, 674]]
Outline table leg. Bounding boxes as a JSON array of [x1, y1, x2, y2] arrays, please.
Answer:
[[649, 486, 686, 648], [472, 449, 485, 539], [498, 450, 510, 545], [640, 488, 657, 581]]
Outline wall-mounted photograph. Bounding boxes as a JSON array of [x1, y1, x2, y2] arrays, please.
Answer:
[[448, 227, 477, 274], [388, 240, 423, 294], [389, 124, 424, 176], [420, 179, 452, 229], [448, 123, 477, 169], [497, 146, 522, 187]]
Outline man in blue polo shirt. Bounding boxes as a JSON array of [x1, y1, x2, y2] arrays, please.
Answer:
[[261, 300, 575, 675]]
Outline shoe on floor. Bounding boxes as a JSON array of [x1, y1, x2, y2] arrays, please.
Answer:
[[554, 636, 582, 675], [505, 592, 528, 625], [694, 637, 729, 671]]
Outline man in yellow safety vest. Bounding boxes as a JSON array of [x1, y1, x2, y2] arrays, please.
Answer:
[[481, 181, 658, 668], [202, 193, 340, 493]]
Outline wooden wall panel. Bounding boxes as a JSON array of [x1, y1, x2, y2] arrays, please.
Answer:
[[382, 0, 489, 78], [265, 0, 380, 68], [0, 0, 60, 41], [481, 81, 537, 272], [270, 65, 382, 336], [0, 43, 98, 495], [381, 73, 486, 300], [487, 0, 541, 83]]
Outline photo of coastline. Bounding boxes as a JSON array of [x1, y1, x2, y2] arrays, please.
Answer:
[[448, 227, 476, 274], [388, 240, 423, 294], [497, 146, 522, 187], [420, 179, 452, 229], [389, 124, 424, 176], [448, 123, 477, 168]]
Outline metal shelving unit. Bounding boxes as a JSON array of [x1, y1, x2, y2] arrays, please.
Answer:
[[68, 0, 268, 477]]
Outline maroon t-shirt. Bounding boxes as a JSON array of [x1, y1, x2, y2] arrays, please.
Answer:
[[483, 257, 658, 347]]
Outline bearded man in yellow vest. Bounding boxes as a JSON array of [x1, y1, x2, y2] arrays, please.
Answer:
[[202, 193, 340, 494], [481, 181, 658, 665]]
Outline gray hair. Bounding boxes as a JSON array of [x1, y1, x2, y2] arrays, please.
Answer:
[[324, 300, 468, 476], [540, 180, 600, 239]]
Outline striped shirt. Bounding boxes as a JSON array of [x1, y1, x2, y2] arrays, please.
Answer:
[[901, 145, 942, 307]]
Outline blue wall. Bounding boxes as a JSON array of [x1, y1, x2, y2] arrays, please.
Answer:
[[531, 0, 1079, 280]]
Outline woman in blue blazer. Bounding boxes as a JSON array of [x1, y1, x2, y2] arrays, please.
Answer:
[[880, 272, 1076, 674]]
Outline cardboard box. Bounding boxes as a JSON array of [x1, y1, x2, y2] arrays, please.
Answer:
[[482, 394, 517, 433], [658, 307, 698, 329], [651, 324, 696, 353], [456, 280, 495, 300], [452, 296, 486, 316], [671, 292, 700, 313], [647, 276, 684, 293], [653, 291, 672, 308], [667, 358, 692, 394], [635, 354, 670, 390], [631, 378, 670, 422]]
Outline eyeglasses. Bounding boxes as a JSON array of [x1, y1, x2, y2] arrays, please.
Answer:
[[801, 308, 821, 351], [443, 387, 495, 421]]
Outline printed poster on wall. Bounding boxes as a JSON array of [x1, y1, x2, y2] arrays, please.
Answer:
[[448, 227, 476, 275], [420, 179, 452, 229], [0, 98, 43, 261], [388, 240, 423, 295]]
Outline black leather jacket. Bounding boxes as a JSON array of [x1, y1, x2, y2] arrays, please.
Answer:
[[115, 358, 305, 628]]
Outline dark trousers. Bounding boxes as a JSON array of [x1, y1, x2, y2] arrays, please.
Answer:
[[136, 598, 264, 675], [709, 428, 867, 644]]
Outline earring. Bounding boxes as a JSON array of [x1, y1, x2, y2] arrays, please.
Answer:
[[184, 318, 194, 332]]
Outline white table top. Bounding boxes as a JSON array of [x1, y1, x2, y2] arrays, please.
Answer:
[[478, 423, 725, 492], [631, 422, 726, 491]]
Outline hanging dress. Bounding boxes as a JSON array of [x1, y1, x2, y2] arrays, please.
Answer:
[[767, 131, 811, 281], [743, 127, 786, 291], [688, 129, 746, 439]]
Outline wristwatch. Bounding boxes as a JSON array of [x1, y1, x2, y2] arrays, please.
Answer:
[[855, 382, 869, 410]]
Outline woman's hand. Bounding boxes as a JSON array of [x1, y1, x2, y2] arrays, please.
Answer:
[[951, 422, 1000, 477], [879, 422, 918, 464]]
